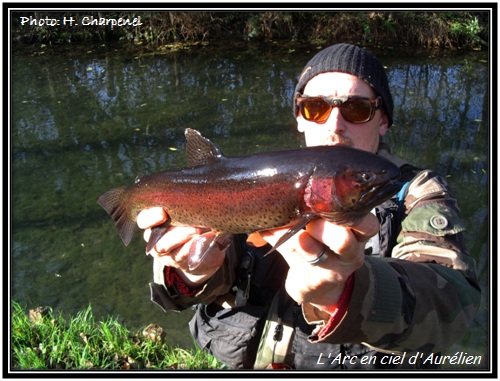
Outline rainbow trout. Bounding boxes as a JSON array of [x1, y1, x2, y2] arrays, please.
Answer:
[[98, 128, 400, 269]]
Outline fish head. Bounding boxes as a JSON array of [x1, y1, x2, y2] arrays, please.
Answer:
[[306, 159, 401, 225]]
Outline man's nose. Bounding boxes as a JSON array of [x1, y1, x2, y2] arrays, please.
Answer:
[[323, 107, 346, 133]]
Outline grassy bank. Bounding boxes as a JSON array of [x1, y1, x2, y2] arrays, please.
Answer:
[[11, 11, 489, 52], [10, 301, 222, 370]]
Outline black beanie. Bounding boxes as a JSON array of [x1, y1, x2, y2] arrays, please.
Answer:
[[294, 43, 394, 127]]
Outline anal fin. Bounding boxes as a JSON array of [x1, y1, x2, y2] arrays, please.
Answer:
[[145, 217, 172, 254], [188, 232, 233, 271]]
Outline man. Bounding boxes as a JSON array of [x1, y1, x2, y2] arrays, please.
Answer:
[[137, 43, 480, 369]]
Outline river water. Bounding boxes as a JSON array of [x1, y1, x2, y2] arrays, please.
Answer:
[[10, 43, 490, 366]]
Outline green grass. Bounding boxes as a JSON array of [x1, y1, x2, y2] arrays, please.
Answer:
[[11, 301, 222, 370]]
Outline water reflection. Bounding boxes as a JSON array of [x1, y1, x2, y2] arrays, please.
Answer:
[[11, 45, 489, 362]]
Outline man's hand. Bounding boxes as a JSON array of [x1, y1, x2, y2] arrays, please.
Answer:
[[137, 207, 225, 286], [259, 213, 379, 314]]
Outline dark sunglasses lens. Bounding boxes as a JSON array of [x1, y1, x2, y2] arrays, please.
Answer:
[[299, 98, 331, 122], [341, 99, 372, 123]]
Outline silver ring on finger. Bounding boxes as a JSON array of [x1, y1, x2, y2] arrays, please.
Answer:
[[307, 244, 329, 266]]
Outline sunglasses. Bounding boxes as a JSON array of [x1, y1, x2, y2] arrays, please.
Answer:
[[296, 94, 382, 124]]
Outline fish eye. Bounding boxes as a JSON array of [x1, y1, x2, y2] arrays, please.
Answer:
[[360, 173, 372, 182]]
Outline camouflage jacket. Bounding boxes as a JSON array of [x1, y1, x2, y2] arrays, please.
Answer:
[[149, 145, 480, 369]]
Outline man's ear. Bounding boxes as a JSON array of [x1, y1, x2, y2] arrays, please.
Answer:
[[378, 111, 389, 137], [297, 116, 306, 133]]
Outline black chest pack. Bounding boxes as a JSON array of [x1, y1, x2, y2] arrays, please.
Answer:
[[368, 164, 420, 258]]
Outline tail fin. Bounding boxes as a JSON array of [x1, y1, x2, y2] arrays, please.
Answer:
[[97, 186, 136, 246]]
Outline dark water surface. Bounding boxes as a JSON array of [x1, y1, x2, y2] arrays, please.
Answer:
[[11, 43, 490, 364]]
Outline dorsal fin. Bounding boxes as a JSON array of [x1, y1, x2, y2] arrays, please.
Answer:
[[185, 128, 223, 167]]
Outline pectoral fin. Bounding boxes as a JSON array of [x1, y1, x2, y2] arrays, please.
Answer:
[[265, 213, 317, 256]]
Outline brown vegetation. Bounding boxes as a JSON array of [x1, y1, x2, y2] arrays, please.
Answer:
[[11, 11, 489, 51]]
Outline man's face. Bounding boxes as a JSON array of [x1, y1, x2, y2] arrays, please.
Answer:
[[297, 72, 389, 153]]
